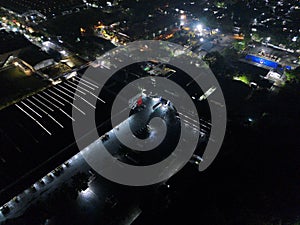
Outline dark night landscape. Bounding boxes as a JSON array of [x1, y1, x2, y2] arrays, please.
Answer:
[[0, 0, 300, 225]]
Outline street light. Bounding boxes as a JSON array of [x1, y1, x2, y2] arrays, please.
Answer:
[[180, 15, 186, 20], [292, 36, 297, 42], [80, 187, 94, 199], [196, 24, 203, 32], [180, 15, 186, 27], [266, 37, 271, 47]]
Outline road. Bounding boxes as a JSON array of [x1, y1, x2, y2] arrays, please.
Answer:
[[0, 93, 202, 224]]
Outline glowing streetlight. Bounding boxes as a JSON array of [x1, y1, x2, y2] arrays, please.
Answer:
[[195, 24, 203, 34], [180, 15, 186, 20], [266, 37, 271, 47], [196, 24, 203, 31], [80, 187, 96, 199]]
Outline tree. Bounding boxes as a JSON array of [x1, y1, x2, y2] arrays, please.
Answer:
[[285, 67, 300, 83], [223, 47, 239, 61], [204, 51, 228, 76], [71, 172, 89, 193]]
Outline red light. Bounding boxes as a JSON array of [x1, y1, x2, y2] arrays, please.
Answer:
[[137, 97, 143, 106]]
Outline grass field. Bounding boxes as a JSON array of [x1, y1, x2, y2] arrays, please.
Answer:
[[0, 66, 49, 110]]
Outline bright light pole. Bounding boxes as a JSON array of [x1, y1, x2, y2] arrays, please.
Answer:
[[196, 24, 203, 31], [180, 14, 186, 20], [180, 14, 186, 26], [266, 37, 271, 47]]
